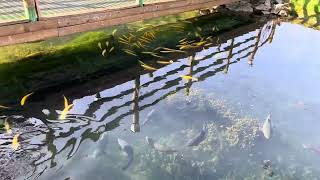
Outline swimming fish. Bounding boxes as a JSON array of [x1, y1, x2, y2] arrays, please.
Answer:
[[12, 134, 20, 151], [59, 96, 73, 120], [303, 144, 320, 154], [142, 109, 155, 126], [98, 42, 102, 49], [4, 118, 12, 134], [123, 49, 137, 56], [102, 49, 107, 57], [185, 127, 206, 147], [146, 136, 156, 148], [109, 47, 114, 53], [261, 114, 271, 139], [146, 136, 177, 154], [156, 60, 173, 65], [112, 29, 118, 36], [117, 138, 134, 170], [139, 61, 157, 71], [21, 92, 34, 106], [0, 105, 10, 109], [181, 75, 199, 81]]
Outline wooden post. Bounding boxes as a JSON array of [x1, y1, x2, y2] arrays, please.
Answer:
[[23, 0, 38, 22]]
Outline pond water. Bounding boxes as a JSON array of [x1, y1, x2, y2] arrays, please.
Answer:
[[1, 18, 320, 180]]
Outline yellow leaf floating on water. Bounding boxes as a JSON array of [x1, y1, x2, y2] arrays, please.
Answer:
[[21, 92, 34, 106], [12, 134, 20, 151], [5, 118, 12, 134], [59, 96, 73, 120], [180, 75, 199, 82]]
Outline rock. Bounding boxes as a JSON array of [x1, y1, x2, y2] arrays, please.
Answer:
[[255, 0, 272, 11], [271, 3, 290, 16], [278, 9, 288, 17], [226, 1, 254, 13]]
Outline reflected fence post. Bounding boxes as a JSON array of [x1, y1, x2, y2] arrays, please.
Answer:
[[268, 20, 278, 43], [23, 0, 41, 22], [186, 55, 195, 96], [248, 27, 262, 66], [131, 76, 141, 133], [223, 38, 235, 74]]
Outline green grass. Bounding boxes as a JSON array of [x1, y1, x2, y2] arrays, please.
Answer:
[[290, 0, 320, 29]]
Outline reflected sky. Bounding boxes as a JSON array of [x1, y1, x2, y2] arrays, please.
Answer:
[[1, 20, 320, 180]]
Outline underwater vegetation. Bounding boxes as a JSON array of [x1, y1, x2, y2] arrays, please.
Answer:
[[125, 89, 320, 180]]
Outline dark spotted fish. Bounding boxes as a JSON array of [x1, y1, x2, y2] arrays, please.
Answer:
[[185, 127, 206, 147]]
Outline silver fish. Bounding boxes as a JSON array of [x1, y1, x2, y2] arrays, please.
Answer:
[[186, 127, 206, 147], [117, 138, 134, 170], [142, 109, 155, 126], [262, 114, 271, 139]]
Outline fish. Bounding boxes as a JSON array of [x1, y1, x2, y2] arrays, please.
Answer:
[[106, 41, 109, 47], [4, 118, 12, 134], [181, 75, 199, 81], [112, 29, 118, 36], [59, 96, 73, 120], [123, 49, 137, 56], [0, 105, 10, 109], [146, 136, 177, 154], [12, 134, 20, 151], [146, 136, 156, 148], [303, 144, 320, 154], [109, 47, 114, 53], [160, 47, 186, 53], [156, 60, 173, 65], [102, 49, 107, 57], [185, 127, 206, 147], [139, 61, 157, 71], [142, 109, 155, 126], [98, 42, 102, 49], [20, 92, 34, 106], [261, 114, 271, 139], [117, 138, 134, 170]]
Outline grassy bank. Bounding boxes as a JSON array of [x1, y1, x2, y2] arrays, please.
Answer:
[[290, 0, 320, 29]]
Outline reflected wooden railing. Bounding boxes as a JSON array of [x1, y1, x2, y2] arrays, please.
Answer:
[[0, 20, 278, 179]]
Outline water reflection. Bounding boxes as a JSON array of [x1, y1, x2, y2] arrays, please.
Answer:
[[1, 18, 320, 180]]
